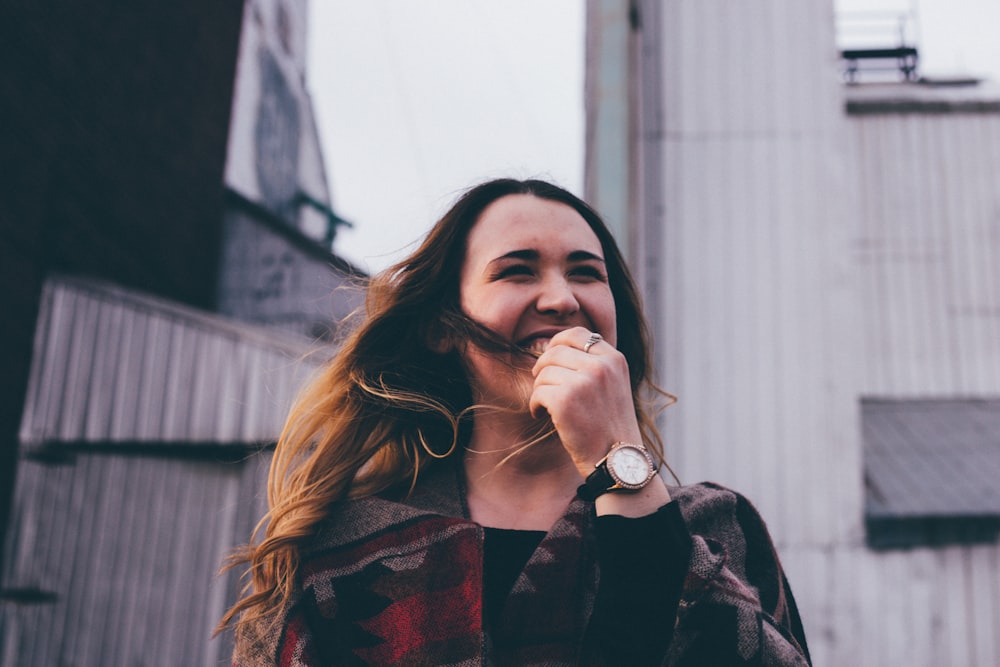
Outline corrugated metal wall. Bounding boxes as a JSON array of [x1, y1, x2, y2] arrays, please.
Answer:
[[1, 276, 326, 666], [600, 2, 1000, 665], [19, 277, 320, 446], [3, 454, 271, 666], [631, 5, 863, 660], [643, 0, 860, 547], [851, 105, 1000, 397], [841, 100, 1000, 667]]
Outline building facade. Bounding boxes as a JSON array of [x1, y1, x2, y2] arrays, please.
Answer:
[[0, 1, 361, 664], [585, 1, 1000, 664]]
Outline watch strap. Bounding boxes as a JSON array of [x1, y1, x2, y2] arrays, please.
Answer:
[[577, 460, 616, 501]]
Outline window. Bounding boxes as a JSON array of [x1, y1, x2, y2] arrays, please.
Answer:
[[862, 398, 1000, 549]]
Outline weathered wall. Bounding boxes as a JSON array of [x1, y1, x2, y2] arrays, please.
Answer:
[[0, 0, 245, 566], [631, 0, 860, 546], [848, 94, 1000, 397], [588, 2, 1000, 664], [225, 0, 335, 243], [1, 276, 323, 666]]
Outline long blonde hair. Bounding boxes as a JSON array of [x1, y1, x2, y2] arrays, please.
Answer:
[[218, 179, 670, 634]]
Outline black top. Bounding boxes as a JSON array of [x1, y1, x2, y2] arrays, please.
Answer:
[[482, 526, 546, 624], [483, 501, 693, 665]]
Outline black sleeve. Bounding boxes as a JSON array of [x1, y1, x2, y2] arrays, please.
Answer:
[[584, 502, 693, 666]]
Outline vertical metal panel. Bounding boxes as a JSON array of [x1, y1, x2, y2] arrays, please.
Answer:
[[583, 0, 634, 245], [647, 0, 859, 548], [1, 454, 272, 666], [779, 541, 1000, 666], [595, 1, 1000, 665], [969, 545, 1000, 665], [19, 276, 323, 446], [851, 106, 1000, 397], [2, 276, 324, 665]]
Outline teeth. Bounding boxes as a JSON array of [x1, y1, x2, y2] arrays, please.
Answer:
[[522, 338, 550, 355]]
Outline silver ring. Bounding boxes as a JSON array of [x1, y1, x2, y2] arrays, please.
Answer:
[[583, 332, 602, 354]]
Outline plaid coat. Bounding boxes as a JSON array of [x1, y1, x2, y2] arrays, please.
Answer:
[[233, 461, 810, 666]]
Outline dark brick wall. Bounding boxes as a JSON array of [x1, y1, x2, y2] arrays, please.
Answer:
[[0, 0, 245, 554]]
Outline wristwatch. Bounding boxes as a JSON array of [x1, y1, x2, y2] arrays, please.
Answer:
[[577, 441, 658, 501]]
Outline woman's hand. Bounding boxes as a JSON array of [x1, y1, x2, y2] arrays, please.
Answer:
[[528, 327, 644, 477]]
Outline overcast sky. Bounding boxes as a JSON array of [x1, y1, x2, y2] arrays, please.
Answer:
[[307, 0, 1000, 274]]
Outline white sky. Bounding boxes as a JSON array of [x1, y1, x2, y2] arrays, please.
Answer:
[[307, 0, 1000, 274], [307, 0, 584, 273]]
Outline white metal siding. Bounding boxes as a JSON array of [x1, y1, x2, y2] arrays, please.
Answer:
[[649, 0, 860, 549], [851, 110, 1000, 397], [2, 454, 271, 666], [604, 1, 1000, 665], [642, 8, 867, 660], [19, 275, 323, 447], [782, 542, 1000, 666], [2, 276, 324, 666]]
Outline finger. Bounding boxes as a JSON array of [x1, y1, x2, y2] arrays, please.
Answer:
[[567, 328, 608, 355], [528, 384, 556, 419], [537, 328, 608, 367], [532, 344, 589, 376], [528, 383, 583, 423], [546, 326, 592, 351], [532, 364, 580, 388], [582, 331, 604, 355]]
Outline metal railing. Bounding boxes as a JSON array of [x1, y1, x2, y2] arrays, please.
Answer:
[[837, 10, 920, 82]]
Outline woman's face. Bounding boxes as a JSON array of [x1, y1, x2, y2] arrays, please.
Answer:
[[457, 194, 618, 405]]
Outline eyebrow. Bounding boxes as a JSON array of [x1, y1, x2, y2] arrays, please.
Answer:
[[488, 249, 606, 265]]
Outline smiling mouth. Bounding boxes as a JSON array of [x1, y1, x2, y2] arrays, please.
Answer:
[[517, 337, 552, 358]]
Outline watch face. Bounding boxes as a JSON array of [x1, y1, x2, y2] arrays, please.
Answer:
[[608, 445, 652, 486]]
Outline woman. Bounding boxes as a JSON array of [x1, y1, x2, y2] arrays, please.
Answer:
[[222, 179, 811, 666]]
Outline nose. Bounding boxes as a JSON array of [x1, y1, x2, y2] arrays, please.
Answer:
[[535, 274, 580, 316]]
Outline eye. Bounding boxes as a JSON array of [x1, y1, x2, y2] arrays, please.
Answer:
[[493, 264, 534, 280], [569, 265, 607, 281]]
